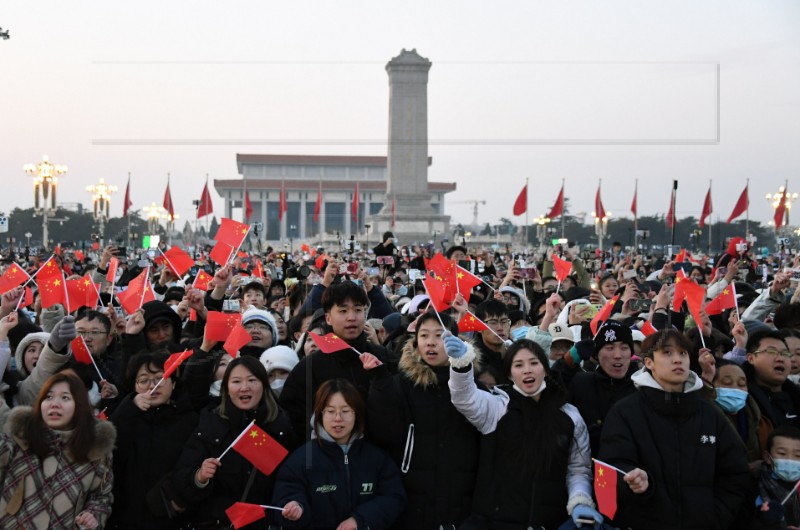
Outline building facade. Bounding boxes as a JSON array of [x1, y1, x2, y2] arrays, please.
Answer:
[[214, 154, 456, 242]]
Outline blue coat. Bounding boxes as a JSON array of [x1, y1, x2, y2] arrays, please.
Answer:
[[273, 436, 407, 530]]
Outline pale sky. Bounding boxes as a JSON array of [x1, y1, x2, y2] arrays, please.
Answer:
[[1, 1, 798, 232]]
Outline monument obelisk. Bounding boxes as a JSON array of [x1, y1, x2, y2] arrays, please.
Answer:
[[370, 49, 450, 240]]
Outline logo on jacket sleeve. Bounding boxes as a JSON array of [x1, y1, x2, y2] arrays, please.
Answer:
[[316, 485, 337, 493], [360, 483, 374, 495]]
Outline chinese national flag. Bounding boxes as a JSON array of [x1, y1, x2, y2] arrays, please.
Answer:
[[123, 175, 133, 217], [0, 263, 31, 294], [631, 183, 638, 217], [106, 257, 119, 283], [225, 503, 266, 529], [308, 332, 350, 354], [512, 184, 527, 216], [70, 336, 93, 365], [552, 255, 572, 283], [674, 248, 687, 262], [39, 275, 67, 310], [594, 461, 618, 519], [198, 181, 214, 218], [205, 311, 242, 342], [36, 257, 62, 281], [163, 181, 175, 221], [252, 260, 265, 279], [704, 286, 737, 316], [117, 269, 155, 315], [84, 277, 100, 309], [162, 246, 195, 277], [66, 278, 91, 311], [211, 218, 250, 265], [547, 185, 564, 219], [244, 190, 253, 223], [774, 186, 789, 229], [590, 295, 619, 335], [666, 192, 676, 228], [210, 243, 234, 266], [224, 324, 253, 358], [458, 311, 489, 333], [20, 287, 34, 309], [727, 184, 749, 224], [640, 320, 658, 337], [423, 273, 452, 312], [425, 254, 458, 304], [313, 181, 322, 223], [163, 349, 193, 379], [673, 269, 689, 309], [681, 278, 706, 330], [699, 185, 713, 228], [74, 250, 85, 263], [231, 423, 289, 476], [455, 264, 482, 302], [595, 184, 606, 220], [193, 269, 214, 291], [351, 182, 359, 223]]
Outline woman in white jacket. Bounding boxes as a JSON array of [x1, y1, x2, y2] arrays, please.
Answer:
[[445, 335, 602, 530]]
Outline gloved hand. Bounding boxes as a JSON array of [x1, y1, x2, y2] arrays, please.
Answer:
[[49, 315, 76, 352], [568, 339, 594, 365], [572, 504, 603, 527], [758, 499, 785, 525], [443, 332, 468, 359], [511, 327, 530, 341]]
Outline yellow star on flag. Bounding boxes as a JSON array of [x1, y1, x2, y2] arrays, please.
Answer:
[[249, 429, 259, 438], [598, 467, 604, 477], [53, 279, 61, 286], [723, 289, 730, 295]]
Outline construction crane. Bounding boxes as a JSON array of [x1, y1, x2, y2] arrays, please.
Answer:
[[450, 200, 486, 226]]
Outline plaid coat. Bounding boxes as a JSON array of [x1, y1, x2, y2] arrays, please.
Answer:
[[0, 406, 116, 529]]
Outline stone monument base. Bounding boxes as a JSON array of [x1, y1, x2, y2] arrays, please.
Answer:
[[368, 213, 450, 246]]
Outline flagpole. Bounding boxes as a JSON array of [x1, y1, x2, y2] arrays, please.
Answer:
[[745, 178, 750, 239], [707, 179, 712, 253], [139, 266, 151, 309], [218, 419, 256, 460], [592, 458, 630, 477], [524, 177, 529, 248], [633, 179, 638, 255], [670, 180, 678, 248], [560, 178, 565, 239], [126, 172, 132, 251]]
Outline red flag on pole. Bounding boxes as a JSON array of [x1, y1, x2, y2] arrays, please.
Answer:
[[313, 181, 322, 223], [455, 264, 482, 302], [704, 286, 737, 315], [198, 180, 214, 218], [640, 320, 658, 337], [666, 190, 676, 228], [230, 422, 289, 476], [163, 349, 193, 379], [458, 311, 489, 333], [224, 324, 253, 358], [106, 257, 119, 284], [205, 311, 242, 342], [673, 269, 689, 309], [36, 256, 62, 281], [699, 184, 713, 228], [252, 260, 265, 279], [163, 179, 175, 221], [631, 182, 638, 217], [590, 295, 619, 335], [161, 246, 195, 277], [225, 503, 266, 529], [123, 174, 133, 217], [70, 336, 94, 365], [193, 269, 213, 291], [681, 278, 706, 330], [117, 269, 155, 315], [547, 185, 564, 219], [244, 190, 253, 223], [594, 460, 618, 519], [774, 185, 789, 229], [595, 183, 606, 220], [39, 275, 67, 310], [84, 277, 100, 309], [279, 181, 288, 221], [308, 332, 351, 354], [211, 218, 250, 265], [0, 263, 31, 294], [512, 184, 527, 216], [552, 255, 572, 283], [351, 182, 359, 223], [727, 183, 749, 224]]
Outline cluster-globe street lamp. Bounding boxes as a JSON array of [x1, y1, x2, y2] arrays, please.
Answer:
[[25, 155, 67, 250], [86, 178, 118, 246], [592, 210, 611, 253]]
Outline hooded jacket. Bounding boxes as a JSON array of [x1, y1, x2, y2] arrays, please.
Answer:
[[0, 406, 116, 530], [273, 429, 406, 530], [741, 361, 800, 449], [120, 300, 186, 359], [366, 339, 481, 529], [598, 368, 750, 530], [15, 338, 71, 407]]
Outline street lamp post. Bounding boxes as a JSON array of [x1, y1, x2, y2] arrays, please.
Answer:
[[289, 224, 297, 253], [535, 215, 551, 248], [86, 178, 118, 247], [592, 210, 611, 253], [24, 232, 32, 248], [766, 185, 798, 232], [25, 155, 67, 250], [143, 202, 166, 239]]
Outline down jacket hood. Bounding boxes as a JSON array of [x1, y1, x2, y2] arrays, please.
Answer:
[[399, 336, 480, 388], [631, 367, 704, 394], [14, 332, 50, 379]]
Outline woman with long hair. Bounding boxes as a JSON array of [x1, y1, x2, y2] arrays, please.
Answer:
[[274, 378, 406, 530], [364, 311, 481, 529], [173, 355, 298, 530], [446, 337, 601, 529], [0, 371, 115, 529]]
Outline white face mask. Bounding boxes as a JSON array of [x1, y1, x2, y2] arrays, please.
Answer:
[[209, 380, 222, 397], [270, 378, 286, 396]]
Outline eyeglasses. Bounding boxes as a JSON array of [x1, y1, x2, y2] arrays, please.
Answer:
[[485, 318, 511, 327], [322, 408, 354, 419], [244, 323, 271, 332], [76, 330, 109, 338], [753, 348, 793, 359], [135, 375, 164, 388]]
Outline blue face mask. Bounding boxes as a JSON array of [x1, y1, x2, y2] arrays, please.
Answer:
[[715, 387, 748, 414], [773, 459, 800, 482]]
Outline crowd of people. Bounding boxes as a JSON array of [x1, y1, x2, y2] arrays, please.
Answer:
[[0, 227, 798, 529]]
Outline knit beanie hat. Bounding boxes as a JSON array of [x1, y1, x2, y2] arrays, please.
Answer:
[[593, 320, 634, 356]]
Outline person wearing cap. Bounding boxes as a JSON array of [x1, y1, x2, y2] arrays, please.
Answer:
[[547, 322, 576, 366], [568, 320, 637, 457], [598, 329, 750, 530], [260, 345, 299, 397], [280, 281, 395, 439], [241, 307, 279, 354]]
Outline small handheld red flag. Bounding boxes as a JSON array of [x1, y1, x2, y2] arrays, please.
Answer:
[[193, 269, 214, 291], [163, 350, 193, 380], [205, 311, 242, 342], [590, 295, 619, 336], [640, 320, 658, 337], [458, 311, 489, 333], [117, 269, 155, 315], [308, 332, 350, 354], [552, 255, 572, 284], [704, 287, 737, 316], [224, 324, 253, 358], [594, 460, 618, 519], [681, 278, 706, 331], [225, 503, 266, 529], [161, 246, 195, 277], [0, 263, 31, 294], [231, 423, 289, 476], [106, 257, 119, 283], [70, 336, 94, 365], [39, 275, 67, 310]]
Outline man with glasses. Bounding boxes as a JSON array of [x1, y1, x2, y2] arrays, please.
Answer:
[[72, 309, 125, 412], [473, 299, 512, 386], [241, 308, 279, 352], [742, 329, 800, 439]]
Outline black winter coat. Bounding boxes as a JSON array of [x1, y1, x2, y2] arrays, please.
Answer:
[[280, 333, 393, 439], [366, 341, 481, 530], [273, 436, 407, 530], [568, 365, 636, 457], [742, 361, 800, 446], [108, 391, 199, 530], [172, 404, 297, 529], [599, 372, 750, 530]]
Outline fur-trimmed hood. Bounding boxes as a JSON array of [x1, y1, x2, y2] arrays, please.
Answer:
[[4, 406, 116, 461], [399, 336, 480, 388]]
